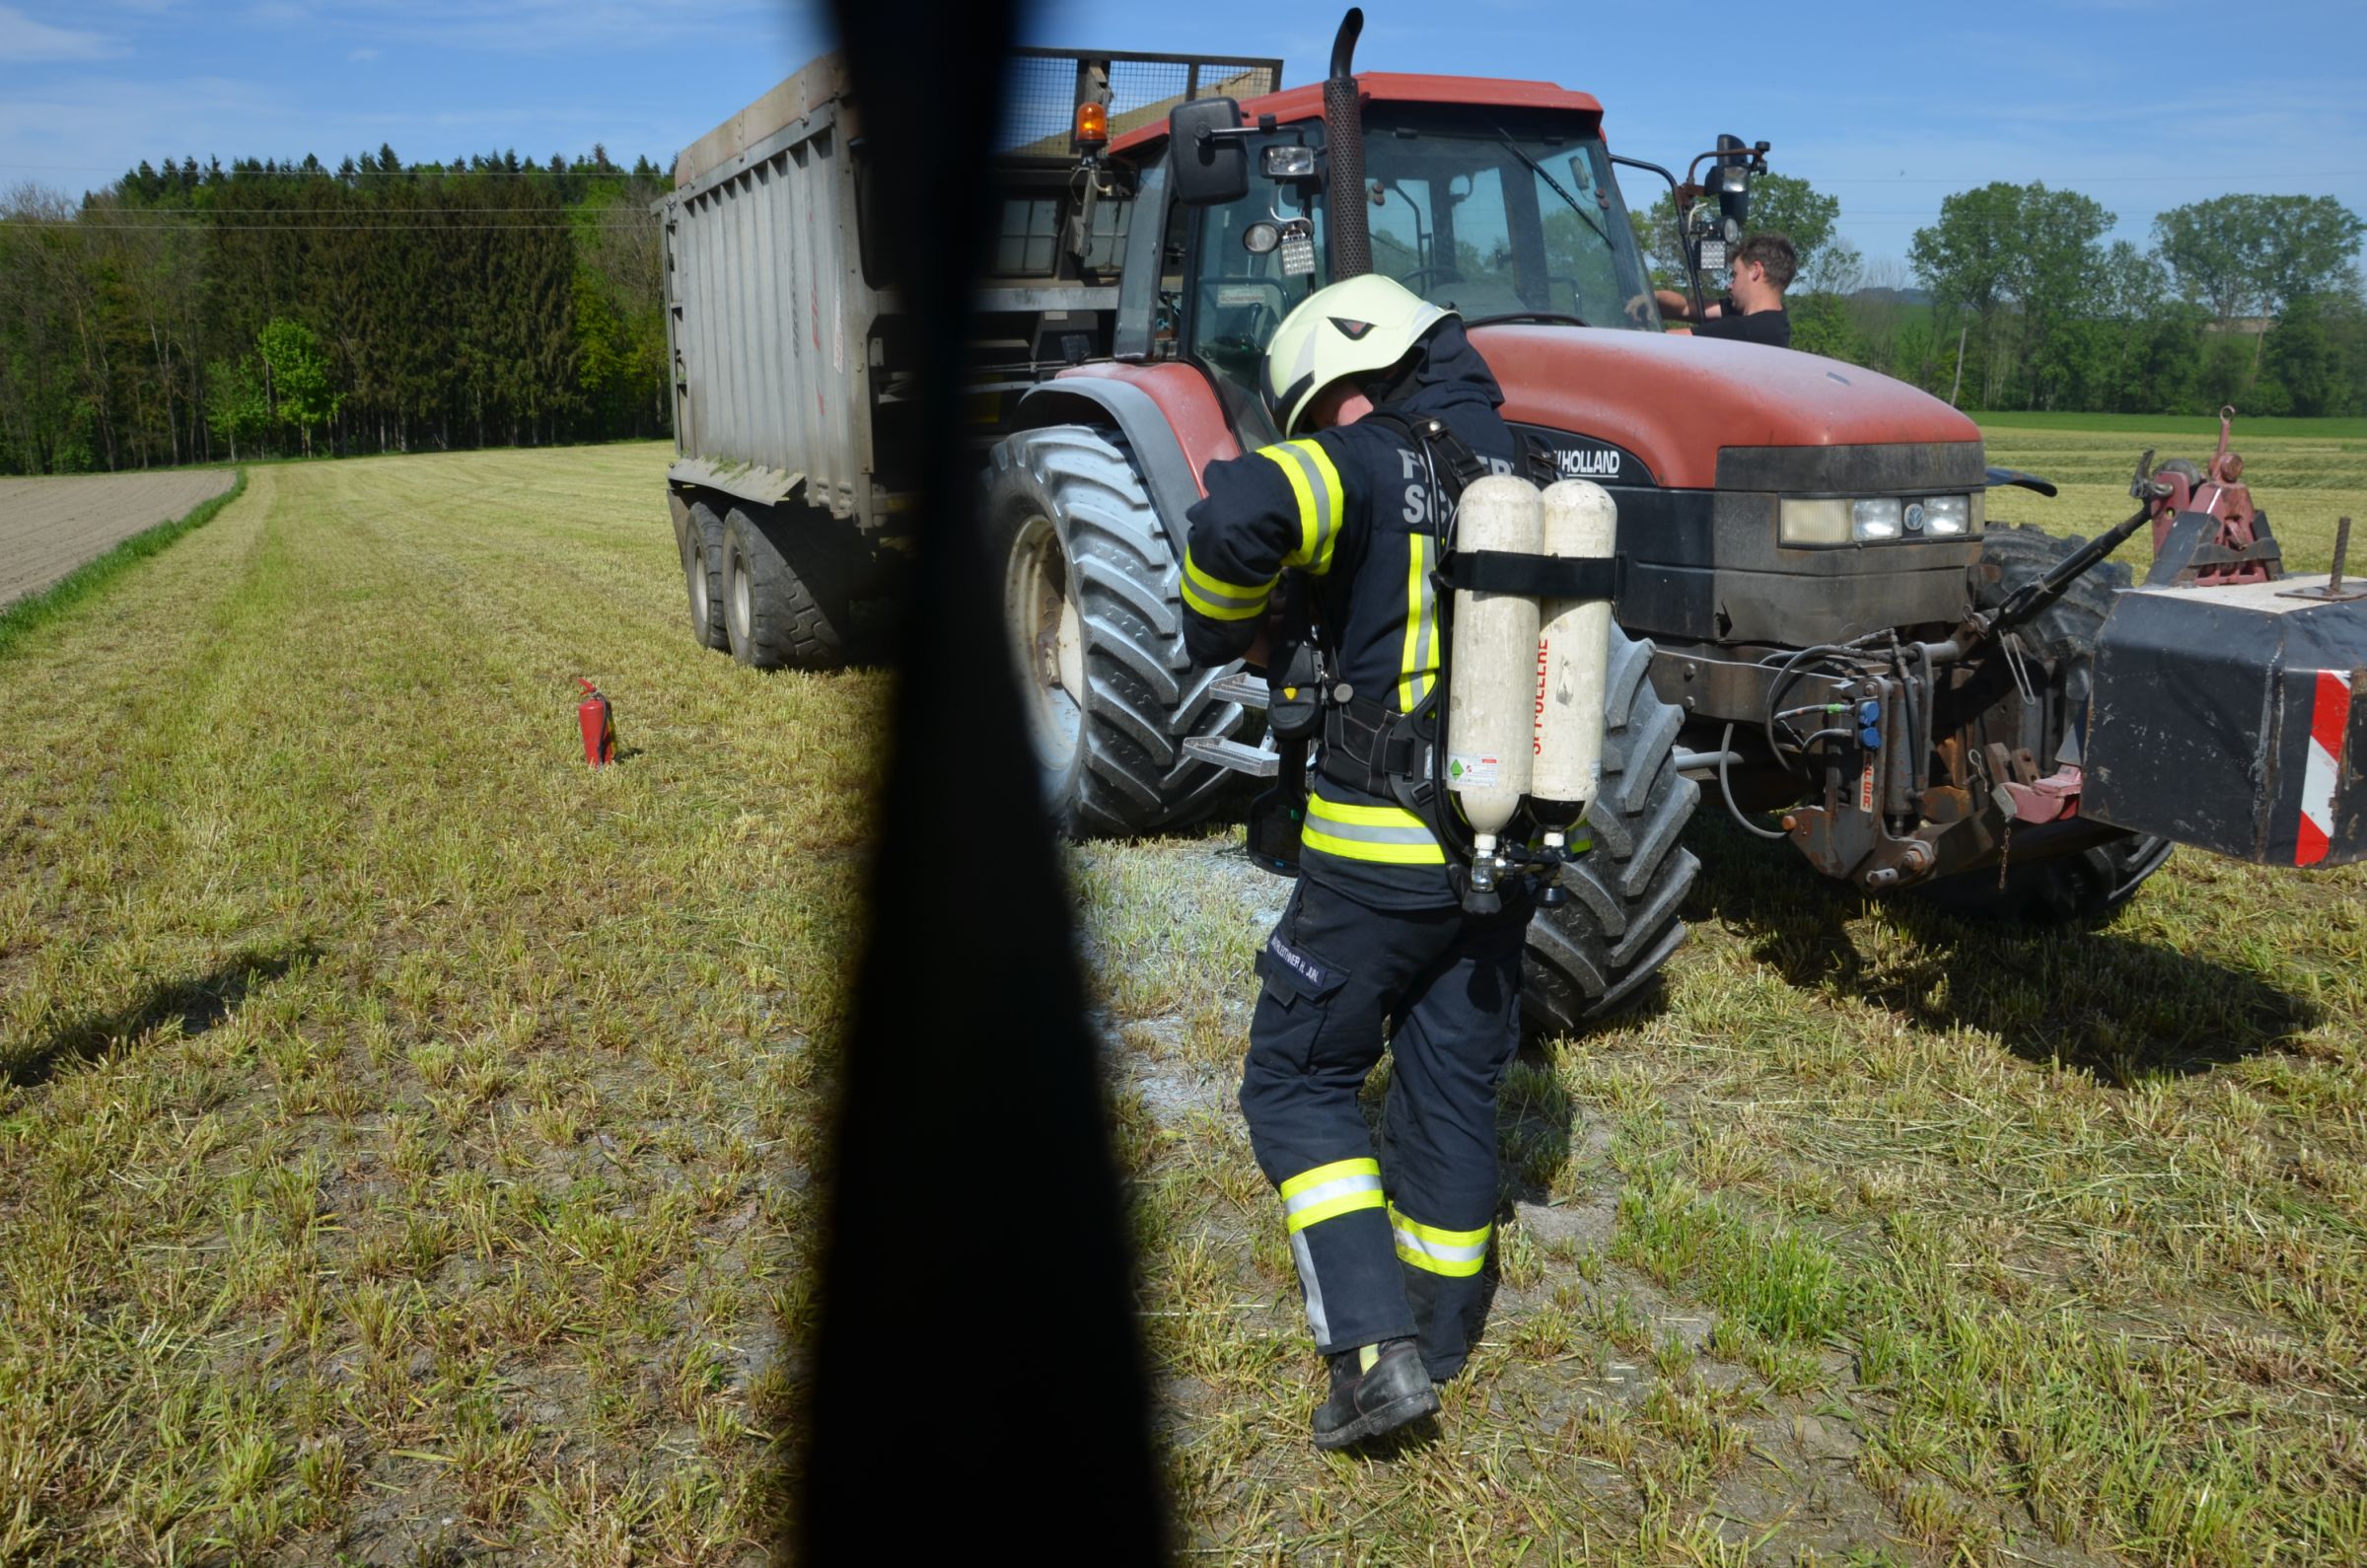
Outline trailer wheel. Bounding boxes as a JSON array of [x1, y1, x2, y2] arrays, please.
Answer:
[[981, 425, 1248, 836], [683, 500, 728, 651], [1916, 524, 2173, 922], [723, 504, 847, 672], [1523, 627, 1701, 1036]]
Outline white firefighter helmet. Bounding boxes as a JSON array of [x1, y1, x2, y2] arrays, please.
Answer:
[[1263, 274, 1455, 437]]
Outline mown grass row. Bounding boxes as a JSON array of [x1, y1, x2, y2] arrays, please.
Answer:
[[0, 448, 873, 1562]]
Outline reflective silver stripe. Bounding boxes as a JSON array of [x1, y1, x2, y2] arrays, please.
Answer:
[[1185, 578, 1266, 612], [1302, 814, 1436, 848], [1290, 1231, 1329, 1346], [1272, 442, 1335, 564], [1281, 1170, 1383, 1219], [1393, 1226, 1488, 1267]]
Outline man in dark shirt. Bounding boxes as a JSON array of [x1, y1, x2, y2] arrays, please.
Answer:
[[1654, 231, 1794, 348]]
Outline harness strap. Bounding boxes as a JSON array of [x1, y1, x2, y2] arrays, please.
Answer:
[[1444, 550, 1621, 600]]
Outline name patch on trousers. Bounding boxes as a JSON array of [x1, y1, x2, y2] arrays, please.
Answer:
[[1266, 933, 1329, 992]]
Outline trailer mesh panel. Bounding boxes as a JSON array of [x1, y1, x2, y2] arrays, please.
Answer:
[[997, 53, 1285, 156]]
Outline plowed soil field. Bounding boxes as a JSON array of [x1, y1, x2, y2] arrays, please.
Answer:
[[0, 470, 237, 607]]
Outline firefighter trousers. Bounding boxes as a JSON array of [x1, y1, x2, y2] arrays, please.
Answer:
[[1240, 875, 1529, 1382]]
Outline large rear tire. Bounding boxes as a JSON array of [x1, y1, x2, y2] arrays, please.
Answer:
[[981, 425, 1248, 836], [1915, 524, 2173, 922], [683, 499, 728, 651], [1522, 628, 1700, 1036], [723, 504, 849, 672]]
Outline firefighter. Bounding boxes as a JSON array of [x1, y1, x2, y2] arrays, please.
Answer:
[[1179, 274, 1530, 1451]]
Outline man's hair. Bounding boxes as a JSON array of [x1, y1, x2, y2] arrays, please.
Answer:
[[1737, 233, 1797, 291]]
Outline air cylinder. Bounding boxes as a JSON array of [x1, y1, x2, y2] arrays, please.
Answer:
[[1446, 475, 1542, 878], [1532, 480, 1616, 837]]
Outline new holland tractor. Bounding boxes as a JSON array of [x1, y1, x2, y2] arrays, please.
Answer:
[[659, 20, 2365, 1035]]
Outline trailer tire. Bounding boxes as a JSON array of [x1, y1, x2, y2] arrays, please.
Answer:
[[723, 504, 847, 672], [981, 425, 1248, 836], [1916, 523, 2173, 922], [1523, 628, 1700, 1037], [683, 500, 729, 652]]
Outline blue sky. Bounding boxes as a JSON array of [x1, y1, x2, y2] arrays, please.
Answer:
[[2, 0, 2360, 276]]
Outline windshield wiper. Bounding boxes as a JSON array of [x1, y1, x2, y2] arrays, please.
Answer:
[[1468, 312, 1590, 328], [1495, 127, 1611, 249]]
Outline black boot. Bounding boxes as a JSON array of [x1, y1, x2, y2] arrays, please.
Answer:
[[1310, 1338, 1439, 1451]]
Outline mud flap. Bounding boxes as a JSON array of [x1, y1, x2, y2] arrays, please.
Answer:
[[2084, 580, 2366, 866]]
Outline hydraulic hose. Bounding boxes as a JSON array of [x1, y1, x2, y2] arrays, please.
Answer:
[[1719, 723, 1791, 840]]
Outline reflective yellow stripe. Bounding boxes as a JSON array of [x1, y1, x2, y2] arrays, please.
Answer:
[[1181, 551, 1273, 621], [1257, 440, 1344, 577], [1289, 1189, 1387, 1232], [1304, 797, 1425, 826], [1389, 1205, 1489, 1248], [1398, 534, 1437, 711], [1183, 553, 1275, 605], [1302, 793, 1446, 867], [1183, 584, 1264, 620], [1390, 1202, 1490, 1277], [1300, 442, 1345, 575], [1279, 1157, 1381, 1200], [1278, 1158, 1387, 1235]]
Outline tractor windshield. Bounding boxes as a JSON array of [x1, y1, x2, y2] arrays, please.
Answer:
[[1184, 110, 1658, 408]]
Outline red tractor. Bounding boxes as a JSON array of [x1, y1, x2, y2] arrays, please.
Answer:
[[660, 20, 2366, 1034]]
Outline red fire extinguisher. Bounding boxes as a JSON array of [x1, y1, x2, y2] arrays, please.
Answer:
[[577, 678, 616, 767]]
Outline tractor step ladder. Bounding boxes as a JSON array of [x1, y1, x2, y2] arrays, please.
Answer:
[[1183, 735, 1280, 777], [1210, 671, 1271, 708]]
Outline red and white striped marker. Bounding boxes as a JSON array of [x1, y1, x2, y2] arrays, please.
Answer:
[[2297, 670, 2354, 866]]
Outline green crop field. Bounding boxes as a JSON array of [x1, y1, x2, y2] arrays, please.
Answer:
[[2, 427, 2363, 1564], [1978, 411, 2367, 443]]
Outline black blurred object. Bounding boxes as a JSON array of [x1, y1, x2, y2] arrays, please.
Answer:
[[798, 0, 1166, 1561], [1984, 465, 2059, 498]]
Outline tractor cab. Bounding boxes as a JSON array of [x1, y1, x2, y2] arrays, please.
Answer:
[[1107, 81, 1666, 449]]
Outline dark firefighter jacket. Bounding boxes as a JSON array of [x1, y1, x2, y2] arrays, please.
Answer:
[[1181, 320, 1520, 908]]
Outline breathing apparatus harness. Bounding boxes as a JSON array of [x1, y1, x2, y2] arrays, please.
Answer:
[[1249, 410, 1618, 914]]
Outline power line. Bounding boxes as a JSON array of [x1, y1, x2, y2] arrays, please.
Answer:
[[1, 220, 605, 231], [29, 208, 655, 217]]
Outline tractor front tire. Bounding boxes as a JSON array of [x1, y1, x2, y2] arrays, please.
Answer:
[[1522, 628, 1701, 1036], [981, 425, 1248, 836], [723, 503, 848, 672], [683, 499, 728, 651], [1915, 523, 2173, 922]]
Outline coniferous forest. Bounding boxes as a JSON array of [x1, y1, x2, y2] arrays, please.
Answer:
[[0, 147, 670, 475], [7, 143, 2362, 479]]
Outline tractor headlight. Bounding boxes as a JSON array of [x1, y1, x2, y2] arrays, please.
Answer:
[[1851, 499, 1902, 540], [1779, 494, 1980, 546], [1916, 495, 1973, 536], [1777, 498, 1850, 545]]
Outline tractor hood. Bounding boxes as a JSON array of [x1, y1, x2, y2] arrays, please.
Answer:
[[1467, 324, 1980, 490]]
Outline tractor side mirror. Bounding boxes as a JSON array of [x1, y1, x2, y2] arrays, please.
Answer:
[[1713, 132, 1751, 225], [1169, 98, 1250, 206]]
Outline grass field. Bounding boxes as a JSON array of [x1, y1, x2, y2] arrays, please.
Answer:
[[1975, 416, 2366, 582], [1975, 411, 2367, 443], [2, 424, 2364, 1564]]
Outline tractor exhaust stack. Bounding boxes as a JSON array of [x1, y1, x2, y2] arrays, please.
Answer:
[[1324, 8, 1373, 281]]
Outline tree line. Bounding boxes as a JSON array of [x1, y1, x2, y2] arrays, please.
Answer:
[[1638, 181, 2367, 416], [0, 147, 671, 475]]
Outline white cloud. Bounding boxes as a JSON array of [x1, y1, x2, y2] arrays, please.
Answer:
[[348, 45, 377, 61], [0, 4, 123, 61]]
